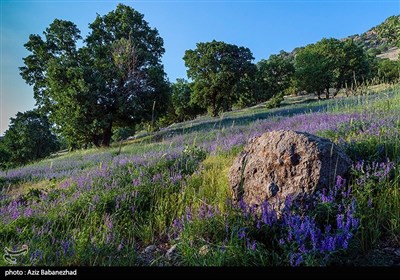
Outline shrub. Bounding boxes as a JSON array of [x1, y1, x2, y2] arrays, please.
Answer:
[[266, 93, 284, 109]]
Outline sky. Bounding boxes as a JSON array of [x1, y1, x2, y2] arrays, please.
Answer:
[[1, 0, 399, 135]]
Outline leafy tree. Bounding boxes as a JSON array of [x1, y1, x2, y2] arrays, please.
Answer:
[[0, 138, 10, 169], [314, 38, 345, 98], [295, 38, 371, 99], [233, 74, 257, 109], [377, 58, 400, 83], [295, 46, 329, 99], [183, 40, 256, 116], [85, 6, 170, 145], [256, 51, 295, 102], [1, 110, 59, 166], [336, 39, 372, 94], [20, 4, 169, 147], [171, 79, 205, 122]]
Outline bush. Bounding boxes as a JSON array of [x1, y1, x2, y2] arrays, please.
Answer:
[[265, 93, 284, 109]]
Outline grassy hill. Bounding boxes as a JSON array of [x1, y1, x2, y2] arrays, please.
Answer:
[[287, 15, 400, 61], [345, 15, 400, 60], [1, 83, 399, 266]]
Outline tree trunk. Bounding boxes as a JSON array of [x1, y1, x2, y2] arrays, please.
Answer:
[[101, 122, 113, 147], [325, 88, 330, 99], [317, 91, 321, 100], [92, 136, 101, 148], [211, 107, 219, 117], [333, 88, 340, 97], [211, 96, 219, 117]]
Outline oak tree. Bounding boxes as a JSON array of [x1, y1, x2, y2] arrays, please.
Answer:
[[184, 40, 256, 116], [20, 4, 169, 147]]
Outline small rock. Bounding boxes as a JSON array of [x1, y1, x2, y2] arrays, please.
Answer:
[[166, 244, 177, 260], [199, 245, 210, 256], [394, 249, 400, 257], [143, 244, 156, 255], [383, 247, 394, 253]]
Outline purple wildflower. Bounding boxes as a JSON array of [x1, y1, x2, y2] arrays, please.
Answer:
[[132, 178, 141, 186], [336, 214, 344, 229], [30, 249, 44, 263], [104, 213, 113, 231], [185, 207, 193, 222], [248, 240, 257, 251], [106, 233, 112, 244], [238, 228, 246, 239], [24, 207, 33, 217], [61, 240, 74, 257], [294, 255, 303, 266]]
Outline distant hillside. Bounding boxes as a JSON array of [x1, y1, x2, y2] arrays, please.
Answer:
[[376, 47, 400, 61], [344, 15, 399, 60], [286, 15, 399, 61]]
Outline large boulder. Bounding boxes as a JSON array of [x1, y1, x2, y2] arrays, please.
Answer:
[[228, 130, 352, 211]]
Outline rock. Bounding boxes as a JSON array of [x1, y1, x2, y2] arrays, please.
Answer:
[[143, 244, 157, 255], [199, 245, 210, 256], [228, 130, 352, 211], [394, 249, 400, 257], [165, 244, 177, 261]]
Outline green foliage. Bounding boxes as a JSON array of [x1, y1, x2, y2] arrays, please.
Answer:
[[376, 15, 400, 47], [170, 79, 205, 122], [339, 39, 373, 89], [295, 44, 329, 99], [366, 48, 381, 57], [295, 38, 371, 99], [112, 127, 136, 142], [256, 52, 295, 102], [377, 58, 400, 83], [315, 97, 400, 259], [20, 4, 169, 148], [183, 40, 256, 117], [350, 162, 400, 253], [1, 110, 59, 166], [0, 138, 10, 169], [265, 93, 285, 109]]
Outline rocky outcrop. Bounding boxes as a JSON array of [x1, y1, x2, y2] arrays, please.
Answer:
[[228, 130, 352, 211]]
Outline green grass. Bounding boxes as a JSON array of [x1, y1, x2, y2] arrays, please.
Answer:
[[1, 83, 400, 266]]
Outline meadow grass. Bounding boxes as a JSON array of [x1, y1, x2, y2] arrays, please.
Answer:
[[1, 84, 400, 266]]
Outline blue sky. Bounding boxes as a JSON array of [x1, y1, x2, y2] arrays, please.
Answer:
[[1, 0, 399, 135]]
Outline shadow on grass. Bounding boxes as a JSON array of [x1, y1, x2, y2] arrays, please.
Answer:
[[344, 137, 400, 163], [155, 89, 398, 140], [158, 100, 330, 138]]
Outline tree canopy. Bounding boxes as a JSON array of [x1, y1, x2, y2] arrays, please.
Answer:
[[295, 38, 371, 99], [170, 79, 205, 122], [183, 40, 256, 117], [256, 51, 295, 102], [377, 58, 400, 83], [20, 4, 169, 147], [0, 110, 59, 166]]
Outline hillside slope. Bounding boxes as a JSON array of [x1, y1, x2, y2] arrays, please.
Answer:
[[345, 15, 399, 60], [288, 15, 399, 60]]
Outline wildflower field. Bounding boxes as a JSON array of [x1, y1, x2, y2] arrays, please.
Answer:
[[1, 85, 399, 266]]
